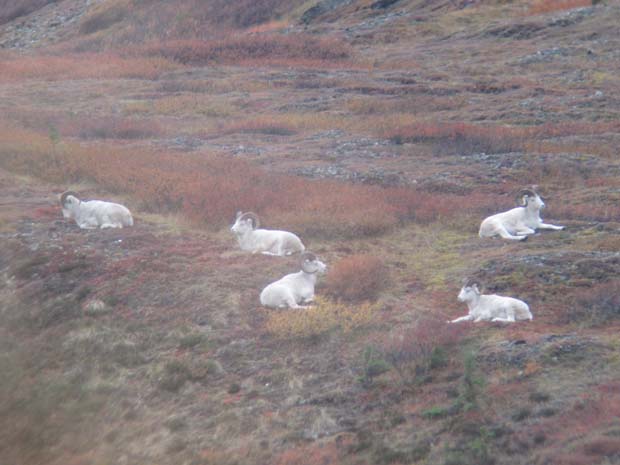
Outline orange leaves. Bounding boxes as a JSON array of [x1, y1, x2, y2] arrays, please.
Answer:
[[325, 255, 388, 302], [528, 0, 592, 15]]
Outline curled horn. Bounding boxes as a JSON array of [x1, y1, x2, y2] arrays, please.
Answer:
[[238, 212, 260, 229], [60, 191, 80, 207], [463, 278, 482, 291], [301, 252, 317, 273], [515, 187, 537, 206]]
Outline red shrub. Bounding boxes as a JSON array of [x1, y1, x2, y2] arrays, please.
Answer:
[[325, 255, 388, 302], [382, 316, 467, 382], [528, 0, 592, 15]]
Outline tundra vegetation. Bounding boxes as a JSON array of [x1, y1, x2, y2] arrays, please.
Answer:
[[1, 0, 620, 464]]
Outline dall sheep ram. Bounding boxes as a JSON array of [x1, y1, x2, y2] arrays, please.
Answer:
[[479, 187, 564, 241], [449, 280, 532, 323], [60, 191, 133, 229], [231, 211, 305, 256], [260, 252, 327, 309]]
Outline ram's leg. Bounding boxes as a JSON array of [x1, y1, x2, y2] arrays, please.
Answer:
[[282, 294, 306, 309], [449, 315, 474, 323], [288, 303, 310, 309], [538, 223, 564, 230], [78, 220, 98, 230], [497, 227, 528, 241], [492, 309, 516, 323], [515, 227, 536, 236]]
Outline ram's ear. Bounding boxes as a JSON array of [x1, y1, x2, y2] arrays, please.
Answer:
[[236, 211, 242, 219]]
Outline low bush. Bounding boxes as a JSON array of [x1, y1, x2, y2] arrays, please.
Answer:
[[325, 255, 388, 302], [568, 280, 620, 326], [382, 316, 466, 386], [528, 0, 592, 15], [156, 360, 192, 393], [359, 345, 391, 386]]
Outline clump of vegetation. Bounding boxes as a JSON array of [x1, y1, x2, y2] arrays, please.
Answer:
[[178, 332, 207, 350], [454, 351, 485, 413], [372, 441, 430, 464], [325, 255, 388, 302], [156, 360, 192, 393], [528, 0, 592, 15], [382, 316, 465, 387], [359, 345, 391, 387], [264, 297, 378, 340], [443, 426, 495, 465], [567, 280, 620, 326], [422, 405, 450, 419]]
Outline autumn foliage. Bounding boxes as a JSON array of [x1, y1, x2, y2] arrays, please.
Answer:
[[0, 123, 487, 238], [325, 255, 388, 302], [528, 0, 592, 15]]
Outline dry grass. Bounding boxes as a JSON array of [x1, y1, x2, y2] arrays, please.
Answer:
[[138, 34, 352, 66], [264, 297, 378, 339], [124, 95, 239, 118]]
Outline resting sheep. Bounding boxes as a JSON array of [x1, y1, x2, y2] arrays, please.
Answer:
[[60, 191, 133, 229], [260, 252, 327, 309], [231, 211, 305, 256], [450, 280, 532, 323], [479, 187, 564, 241]]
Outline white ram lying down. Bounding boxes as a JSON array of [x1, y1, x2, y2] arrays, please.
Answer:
[[450, 280, 533, 323], [479, 187, 564, 241], [260, 252, 327, 309], [60, 191, 134, 229], [231, 211, 305, 256]]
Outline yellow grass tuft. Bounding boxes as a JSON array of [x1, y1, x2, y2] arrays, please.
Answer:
[[264, 297, 378, 339]]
